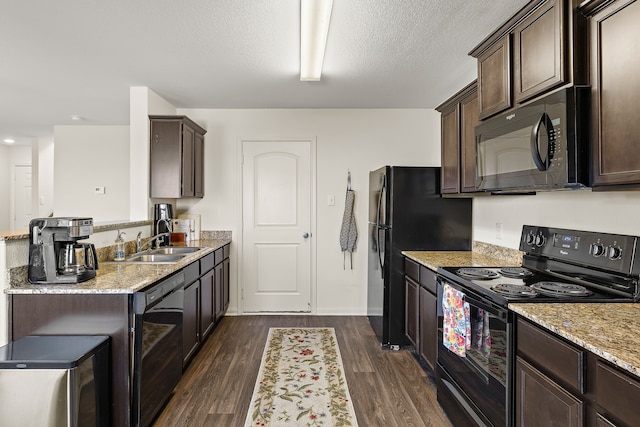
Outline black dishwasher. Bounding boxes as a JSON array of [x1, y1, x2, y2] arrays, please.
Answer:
[[131, 271, 184, 427]]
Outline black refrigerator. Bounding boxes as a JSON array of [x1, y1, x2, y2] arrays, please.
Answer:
[[367, 166, 472, 348]]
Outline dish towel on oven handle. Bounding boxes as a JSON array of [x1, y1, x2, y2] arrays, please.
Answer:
[[442, 284, 471, 357]]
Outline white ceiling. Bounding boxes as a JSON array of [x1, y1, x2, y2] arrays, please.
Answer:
[[0, 0, 530, 145]]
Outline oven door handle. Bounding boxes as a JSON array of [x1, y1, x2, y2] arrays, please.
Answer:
[[462, 292, 508, 320]]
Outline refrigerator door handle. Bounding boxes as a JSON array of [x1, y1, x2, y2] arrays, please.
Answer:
[[377, 227, 385, 279], [377, 174, 386, 226]]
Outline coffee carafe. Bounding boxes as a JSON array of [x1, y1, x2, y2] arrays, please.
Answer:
[[28, 217, 99, 284]]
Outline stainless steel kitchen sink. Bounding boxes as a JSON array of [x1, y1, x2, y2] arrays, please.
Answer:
[[123, 253, 186, 263], [148, 247, 204, 255]]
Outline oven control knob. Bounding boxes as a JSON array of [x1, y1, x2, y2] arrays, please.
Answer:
[[535, 234, 546, 247], [526, 233, 535, 245], [608, 246, 622, 260], [591, 243, 605, 257]]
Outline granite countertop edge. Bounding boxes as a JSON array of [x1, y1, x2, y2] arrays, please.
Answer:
[[7, 238, 231, 295], [402, 250, 521, 270]]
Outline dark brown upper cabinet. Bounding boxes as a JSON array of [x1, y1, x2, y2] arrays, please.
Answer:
[[583, 0, 640, 189], [470, 0, 586, 120], [436, 81, 479, 194], [149, 115, 207, 198]]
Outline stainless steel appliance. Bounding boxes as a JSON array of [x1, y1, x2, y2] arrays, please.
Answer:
[[475, 87, 590, 193], [131, 271, 184, 427], [368, 166, 472, 348], [28, 217, 98, 284], [435, 225, 640, 426], [0, 335, 110, 427]]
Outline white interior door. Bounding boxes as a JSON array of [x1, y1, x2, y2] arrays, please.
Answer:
[[242, 140, 312, 313], [11, 165, 32, 230]]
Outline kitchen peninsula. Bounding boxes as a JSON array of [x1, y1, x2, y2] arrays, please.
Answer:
[[4, 221, 231, 427]]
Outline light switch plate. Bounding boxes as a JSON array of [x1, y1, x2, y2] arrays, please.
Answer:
[[327, 195, 335, 206], [94, 186, 106, 195]]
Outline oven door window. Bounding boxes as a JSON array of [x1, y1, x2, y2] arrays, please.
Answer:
[[438, 285, 510, 427]]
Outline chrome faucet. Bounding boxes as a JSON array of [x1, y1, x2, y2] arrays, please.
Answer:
[[136, 229, 172, 253]]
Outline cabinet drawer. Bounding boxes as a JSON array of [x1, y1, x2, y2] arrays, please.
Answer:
[[517, 318, 584, 392], [405, 258, 419, 282], [200, 252, 215, 273], [596, 360, 640, 426], [419, 265, 437, 294], [223, 244, 230, 259], [183, 261, 200, 284]]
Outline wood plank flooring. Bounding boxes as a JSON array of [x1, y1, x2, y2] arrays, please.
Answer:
[[153, 316, 452, 427]]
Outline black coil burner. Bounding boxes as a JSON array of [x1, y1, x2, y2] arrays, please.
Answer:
[[499, 267, 533, 278], [456, 268, 500, 280], [530, 282, 593, 298], [490, 283, 538, 298]]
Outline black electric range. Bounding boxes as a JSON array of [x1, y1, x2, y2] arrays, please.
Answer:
[[434, 225, 640, 427], [438, 225, 640, 308]]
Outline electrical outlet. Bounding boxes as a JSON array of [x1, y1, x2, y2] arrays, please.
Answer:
[[496, 222, 503, 240]]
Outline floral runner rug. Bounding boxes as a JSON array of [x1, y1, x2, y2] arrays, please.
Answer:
[[245, 327, 358, 427]]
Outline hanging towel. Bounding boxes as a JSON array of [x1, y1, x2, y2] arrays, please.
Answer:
[[339, 188, 358, 269], [442, 284, 471, 357], [472, 308, 492, 357]]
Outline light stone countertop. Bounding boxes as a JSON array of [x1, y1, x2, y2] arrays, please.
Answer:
[[510, 303, 640, 377], [402, 249, 640, 378], [7, 239, 230, 294], [402, 250, 520, 271]]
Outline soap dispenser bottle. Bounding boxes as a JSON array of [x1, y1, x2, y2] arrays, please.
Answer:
[[115, 231, 126, 261]]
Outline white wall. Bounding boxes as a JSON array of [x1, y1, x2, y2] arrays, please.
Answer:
[[35, 138, 54, 217], [0, 145, 9, 230], [53, 126, 130, 222], [175, 108, 441, 315], [474, 189, 640, 249]]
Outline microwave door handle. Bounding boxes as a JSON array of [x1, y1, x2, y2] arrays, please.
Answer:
[[531, 114, 548, 171]]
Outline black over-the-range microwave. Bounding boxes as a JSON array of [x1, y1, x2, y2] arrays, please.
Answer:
[[475, 86, 590, 193]]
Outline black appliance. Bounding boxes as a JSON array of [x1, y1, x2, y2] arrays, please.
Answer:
[[435, 225, 640, 426], [367, 166, 472, 348], [132, 271, 184, 427], [475, 86, 590, 193], [153, 203, 173, 246]]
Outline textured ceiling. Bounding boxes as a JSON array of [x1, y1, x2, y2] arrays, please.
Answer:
[[0, 0, 530, 144]]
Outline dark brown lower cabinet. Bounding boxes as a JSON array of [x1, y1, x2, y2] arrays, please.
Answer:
[[214, 262, 224, 322], [200, 270, 215, 339], [183, 280, 199, 364], [517, 316, 640, 426], [418, 286, 437, 372], [405, 277, 419, 348], [515, 356, 584, 427]]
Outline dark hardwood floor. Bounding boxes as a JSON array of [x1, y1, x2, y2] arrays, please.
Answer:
[[153, 316, 452, 427]]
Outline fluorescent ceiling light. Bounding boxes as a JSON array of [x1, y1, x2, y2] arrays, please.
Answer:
[[300, 0, 333, 81], [3, 139, 15, 144]]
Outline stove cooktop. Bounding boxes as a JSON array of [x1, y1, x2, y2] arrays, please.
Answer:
[[438, 266, 633, 306]]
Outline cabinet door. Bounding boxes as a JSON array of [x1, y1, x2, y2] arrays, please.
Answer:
[[513, 0, 564, 103], [200, 270, 215, 339], [223, 257, 230, 312], [181, 124, 195, 197], [418, 286, 437, 372], [460, 88, 480, 193], [214, 263, 224, 322], [150, 119, 182, 198], [516, 356, 584, 427], [478, 36, 511, 119], [194, 131, 204, 198], [440, 103, 460, 193], [183, 281, 199, 366], [405, 277, 419, 348], [590, 0, 640, 187]]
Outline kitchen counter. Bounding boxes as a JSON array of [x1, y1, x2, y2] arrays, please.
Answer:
[[510, 303, 640, 377], [402, 250, 520, 271], [404, 249, 640, 379], [7, 238, 230, 294]]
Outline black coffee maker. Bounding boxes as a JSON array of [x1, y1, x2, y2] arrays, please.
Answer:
[[154, 203, 173, 246], [28, 217, 98, 284]]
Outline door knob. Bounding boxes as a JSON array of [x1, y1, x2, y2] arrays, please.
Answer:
[[303, 233, 310, 238]]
